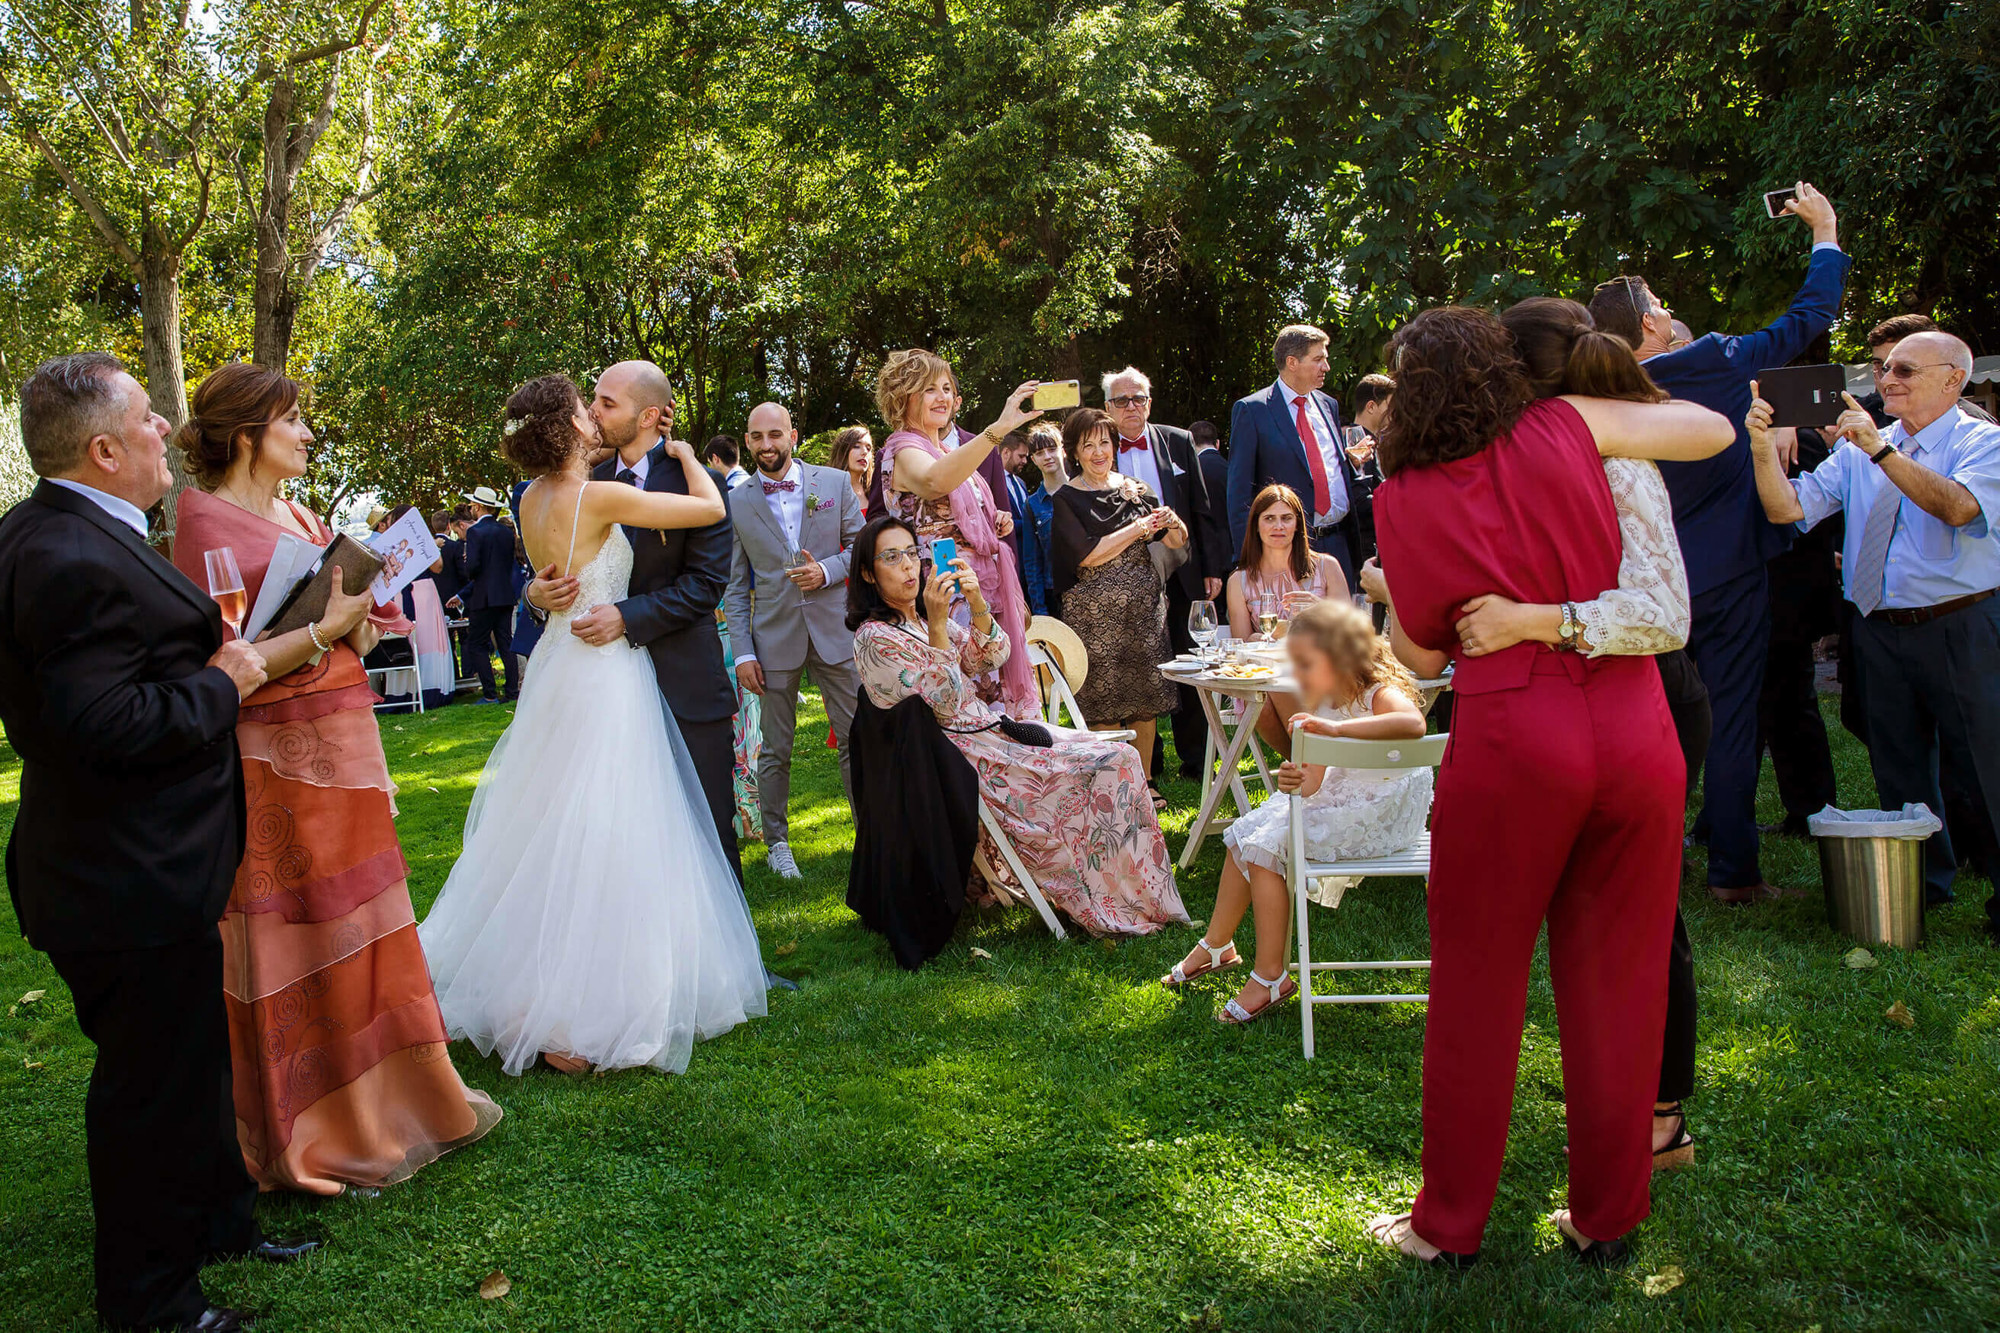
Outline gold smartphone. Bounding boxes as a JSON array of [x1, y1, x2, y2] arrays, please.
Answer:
[[1030, 380, 1082, 411]]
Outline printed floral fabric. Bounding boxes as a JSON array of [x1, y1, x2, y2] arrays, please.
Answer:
[[720, 610, 763, 842], [853, 617, 1188, 936]]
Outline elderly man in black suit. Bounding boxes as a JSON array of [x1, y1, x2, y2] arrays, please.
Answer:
[[1226, 324, 1363, 589], [1101, 366, 1226, 779], [528, 359, 745, 879], [0, 354, 316, 1333]]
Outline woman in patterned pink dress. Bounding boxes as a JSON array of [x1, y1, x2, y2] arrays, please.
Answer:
[[848, 516, 1187, 935]]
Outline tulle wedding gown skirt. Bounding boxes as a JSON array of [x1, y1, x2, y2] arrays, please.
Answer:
[[419, 579, 767, 1076]]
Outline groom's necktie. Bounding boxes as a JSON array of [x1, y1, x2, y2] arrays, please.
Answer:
[[616, 468, 637, 487]]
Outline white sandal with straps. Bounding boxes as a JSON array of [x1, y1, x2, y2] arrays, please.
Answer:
[[1160, 937, 1240, 988], [1218, 969, 1298, 1024]]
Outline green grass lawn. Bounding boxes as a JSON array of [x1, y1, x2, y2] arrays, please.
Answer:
[[1, 694, 1996, 1332]]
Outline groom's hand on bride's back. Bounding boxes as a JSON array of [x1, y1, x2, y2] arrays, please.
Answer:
[[527, 562, 581, 614], [570, 603, 625, 646]]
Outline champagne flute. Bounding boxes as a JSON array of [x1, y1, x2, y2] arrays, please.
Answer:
[[1256, 593, 1279, 640], [1188, 599, 1218, 663], [205, 547, 247, 639]]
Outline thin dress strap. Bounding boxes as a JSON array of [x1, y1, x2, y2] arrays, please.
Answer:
[[563, 483, 585, 576]]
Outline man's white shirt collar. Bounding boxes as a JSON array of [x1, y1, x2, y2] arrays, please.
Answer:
[[47, 478, 147, 537]]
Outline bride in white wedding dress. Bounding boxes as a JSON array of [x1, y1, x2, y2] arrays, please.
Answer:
[[419, 374, 768, 1075]]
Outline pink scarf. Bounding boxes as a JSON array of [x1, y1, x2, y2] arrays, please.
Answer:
[[883, 429, 1036, 716]]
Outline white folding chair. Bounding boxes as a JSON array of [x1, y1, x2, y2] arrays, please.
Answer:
[[1286, 731, 1448, 1059], [366, 633, 423, 714]]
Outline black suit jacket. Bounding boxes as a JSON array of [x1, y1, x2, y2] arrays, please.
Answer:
[[1139, 422, 1226, 597], [599, 443, 737, 724], [455, 515, 516, 610], [0, 483, 246, 952], [1195, 446, 1234, 575]]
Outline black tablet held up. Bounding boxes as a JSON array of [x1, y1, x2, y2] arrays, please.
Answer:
[[1760, 364, 1849, 428]]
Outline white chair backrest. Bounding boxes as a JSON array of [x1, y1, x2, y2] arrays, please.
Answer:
[[1291, 731, 1448, 770], [1029, 642, 1085, 728]]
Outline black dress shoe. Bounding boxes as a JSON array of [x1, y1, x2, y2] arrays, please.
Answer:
[[245, 1236, 321, 1263], [1759, 816, 1814, 839], [176, 1307, 254, 1332]]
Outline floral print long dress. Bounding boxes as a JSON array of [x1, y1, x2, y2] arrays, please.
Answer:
[[852, 616, 1187, 936]]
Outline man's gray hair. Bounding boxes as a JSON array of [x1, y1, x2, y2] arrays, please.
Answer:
[[19, 352, 129, 478], [1101, 366, 1151, 397]]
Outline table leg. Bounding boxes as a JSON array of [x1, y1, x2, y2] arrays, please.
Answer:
[[1181, 691, 1264, 870]]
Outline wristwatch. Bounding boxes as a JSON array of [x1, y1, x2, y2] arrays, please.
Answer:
[[1870, 441, 1897, 466], [1556, 602, 1581, 650]]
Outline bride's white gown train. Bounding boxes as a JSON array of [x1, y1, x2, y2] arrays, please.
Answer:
[[419, 521, 767, 1075]]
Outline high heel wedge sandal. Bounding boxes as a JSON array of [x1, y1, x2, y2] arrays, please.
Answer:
[[1653, 1102, 1695, 1171], [1160, 938, 1240, 988], [1217, 969, 1298, 1024]]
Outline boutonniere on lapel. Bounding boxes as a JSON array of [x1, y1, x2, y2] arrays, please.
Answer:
[[803, 492, 828, 517]]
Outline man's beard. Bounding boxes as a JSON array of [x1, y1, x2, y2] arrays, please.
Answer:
[[754, 447, 790, 475], [598, 414, 637, 453]]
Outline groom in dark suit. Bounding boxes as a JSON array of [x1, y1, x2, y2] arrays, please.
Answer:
[[1227, 323, 1363, 589], [528, 360, 743, 879], [0, 354, 293, 1332]]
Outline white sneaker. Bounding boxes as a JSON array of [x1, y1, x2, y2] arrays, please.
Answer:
[[767, 841, 803, 880]]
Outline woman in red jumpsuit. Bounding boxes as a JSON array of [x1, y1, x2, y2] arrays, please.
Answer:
[[1364, 307, 1731, 1266]]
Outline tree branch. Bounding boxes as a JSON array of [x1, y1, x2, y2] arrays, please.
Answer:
[[0, 68, 142, 272]]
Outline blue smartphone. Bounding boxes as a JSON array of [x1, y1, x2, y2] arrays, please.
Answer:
[[930, 537, 958, 571]]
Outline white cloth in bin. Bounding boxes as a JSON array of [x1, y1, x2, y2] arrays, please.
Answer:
[[1806, 803, 1943, 840]]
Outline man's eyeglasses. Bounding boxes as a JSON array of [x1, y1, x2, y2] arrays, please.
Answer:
[[1879, 360, 1954, 381], [1107, 394, 1151, 408], [875, 546, 921, 568]]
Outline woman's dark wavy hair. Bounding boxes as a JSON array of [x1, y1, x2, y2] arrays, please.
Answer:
[[1501, 297, 1666, 405], [177, 362, 303, 491], [846, 515, 931, 631], [501, 374, 584, 475], [1376, 306, 1535, 476]]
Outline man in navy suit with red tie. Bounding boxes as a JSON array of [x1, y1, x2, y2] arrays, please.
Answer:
[[1227, 324, 1364, 590], [1589, 182, 1850, 904]]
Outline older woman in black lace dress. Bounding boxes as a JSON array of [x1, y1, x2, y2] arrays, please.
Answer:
[[1050, 408, 1189, 796]]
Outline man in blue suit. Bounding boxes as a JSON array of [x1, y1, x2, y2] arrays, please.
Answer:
[[1227, 324, 1364, 589], [1588, 181, 1849, 903], [451, 485, 520, 702]]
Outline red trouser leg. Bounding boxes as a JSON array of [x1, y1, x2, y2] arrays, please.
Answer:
[[1411, 673, 1595, 1254], [1546, 660, 1684, 1242]]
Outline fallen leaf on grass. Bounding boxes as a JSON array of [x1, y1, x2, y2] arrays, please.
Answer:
[[1186, 919, 1206, 933], [18, 990, 45, 1006], [478, 1270, 511, 1300], [23, 1059, 42, 1069], [773, 941, 798, 958], [425, 786, 440, 794], [1642, 1264, 1685, 1297], [1843, 947, 1877, 970], [969, 947, 993, 960], [1885, 1001, 1916, 1028]]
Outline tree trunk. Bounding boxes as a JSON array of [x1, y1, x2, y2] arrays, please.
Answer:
[[138, 245, 193, 543], [253, 73, 300, 370]]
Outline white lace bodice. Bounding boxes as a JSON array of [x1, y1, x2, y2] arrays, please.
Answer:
[[548, 522, 634, 654], [1575, 458, 1691, 657]]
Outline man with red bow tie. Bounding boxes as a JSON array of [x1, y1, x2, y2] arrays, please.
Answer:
[[1102, 366, 1226, 779]]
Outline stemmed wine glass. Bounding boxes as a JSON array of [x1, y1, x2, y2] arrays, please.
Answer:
[[205, 547, 247, 639], [1188, 599, 1218, 664], [1343, 425, 1374, 468], [1256, 593, 1280, 640]]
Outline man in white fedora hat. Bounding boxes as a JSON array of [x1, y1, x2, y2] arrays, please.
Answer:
[[452, 484, 518, 703]]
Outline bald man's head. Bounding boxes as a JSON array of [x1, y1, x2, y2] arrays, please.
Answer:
[[591, 361, 675, 456], [743, 402, 797, 477], [1880, 330, 1975, 428]]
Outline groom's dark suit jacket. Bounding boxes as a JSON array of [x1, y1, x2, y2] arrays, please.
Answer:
[[0, 482, 246, 952], [598, 441, 736, 724]]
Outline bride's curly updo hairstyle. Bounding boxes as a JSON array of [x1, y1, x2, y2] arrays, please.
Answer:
[[175, 362, 302, 491], [501, 373, 584, 475]]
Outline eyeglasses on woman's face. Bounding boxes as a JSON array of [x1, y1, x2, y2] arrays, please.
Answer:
[[874, 544, 921, 568]]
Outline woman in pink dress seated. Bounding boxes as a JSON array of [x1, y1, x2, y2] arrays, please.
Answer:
[[173, 363, 499, 1195], [848, 516, 1187, 936]]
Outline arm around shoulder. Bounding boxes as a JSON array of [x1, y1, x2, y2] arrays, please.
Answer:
[[1566, 395, 1733, 462]]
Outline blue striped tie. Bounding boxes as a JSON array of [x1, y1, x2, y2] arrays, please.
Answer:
[[1848, 458, 1903, 617]]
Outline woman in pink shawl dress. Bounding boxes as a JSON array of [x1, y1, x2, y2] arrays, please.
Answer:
[[872, 349, 1041, 719]]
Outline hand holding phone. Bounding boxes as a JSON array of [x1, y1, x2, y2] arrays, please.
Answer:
[[929, 536, 958, 572], [1031, 380, 1081, 411]]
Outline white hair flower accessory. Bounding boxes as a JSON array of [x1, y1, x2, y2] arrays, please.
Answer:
[[502, 416, 524, 436]]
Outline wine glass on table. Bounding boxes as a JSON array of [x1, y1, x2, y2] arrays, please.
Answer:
[[1188, 599, 1218, 665], [205, 547, 247, 639], [1256, 593, 1280, 640]]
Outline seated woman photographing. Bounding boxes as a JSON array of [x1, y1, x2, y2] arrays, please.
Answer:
[[1162, 599, 1428, 1024], [848, 516, 1188, 937], [1225, 483, 1351, 750]]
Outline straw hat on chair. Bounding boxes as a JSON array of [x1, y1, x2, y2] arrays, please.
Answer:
[[1025, 616, 1089, 696]]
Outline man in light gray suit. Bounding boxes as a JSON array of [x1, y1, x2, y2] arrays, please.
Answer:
[[726, 402, 868, 879]]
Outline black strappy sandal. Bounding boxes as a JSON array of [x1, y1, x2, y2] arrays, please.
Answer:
[[1550, 1210, 1631, 1268], [1653, 1102, 1695, 1171]]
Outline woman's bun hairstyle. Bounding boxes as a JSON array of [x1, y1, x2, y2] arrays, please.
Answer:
[[501, 374, 583, 475], [176, 362, 302, 491]]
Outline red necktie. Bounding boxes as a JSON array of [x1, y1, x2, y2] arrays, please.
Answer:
[[1119, 436, 1148, 455], [1294, 395, 1332, 515]]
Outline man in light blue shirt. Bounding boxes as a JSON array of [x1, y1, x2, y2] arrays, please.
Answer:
[[1746, 330, 2000, 934]]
